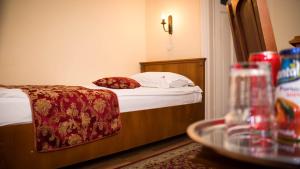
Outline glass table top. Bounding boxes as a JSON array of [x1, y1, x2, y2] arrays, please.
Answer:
[[187, 119, 300, 168]]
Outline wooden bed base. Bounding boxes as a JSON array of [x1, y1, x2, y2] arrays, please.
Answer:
[[0, 58, 205, 169]]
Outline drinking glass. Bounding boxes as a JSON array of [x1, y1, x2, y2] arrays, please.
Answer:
[[225, 62, 275, 148]]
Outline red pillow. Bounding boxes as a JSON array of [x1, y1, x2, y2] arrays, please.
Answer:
[[93, 77, 141, 89]]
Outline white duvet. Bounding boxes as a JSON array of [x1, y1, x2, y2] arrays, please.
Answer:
[[0, 85, 202, 126]]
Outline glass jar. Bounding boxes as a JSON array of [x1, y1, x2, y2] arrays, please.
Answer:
[[275, 47, 300, 142]]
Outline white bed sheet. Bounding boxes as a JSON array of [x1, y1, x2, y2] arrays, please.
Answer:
[[0, 86, 202, 126]]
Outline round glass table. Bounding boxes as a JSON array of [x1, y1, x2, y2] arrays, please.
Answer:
[[187, 119, 300, 168]]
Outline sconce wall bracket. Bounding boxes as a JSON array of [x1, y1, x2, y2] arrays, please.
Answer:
[[161, 15, 173, 35]]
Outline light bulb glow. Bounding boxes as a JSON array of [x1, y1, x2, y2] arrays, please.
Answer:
[[161, 13, 166, 20]]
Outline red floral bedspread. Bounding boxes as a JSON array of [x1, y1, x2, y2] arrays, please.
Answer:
[[5, 85, 121, 152]]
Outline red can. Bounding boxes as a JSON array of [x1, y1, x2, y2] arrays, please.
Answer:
[[249, 51, 281, 86]]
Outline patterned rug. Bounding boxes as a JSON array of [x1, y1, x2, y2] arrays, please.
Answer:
[[117, 142, 210, 169], [116, 142, 293, 169]]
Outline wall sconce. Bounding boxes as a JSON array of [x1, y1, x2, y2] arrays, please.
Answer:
[[161, 15, 173, 35]]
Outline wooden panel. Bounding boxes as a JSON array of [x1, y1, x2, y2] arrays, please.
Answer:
[[239, 0, 263, 53], [227, 0, 277, 62], [290, 36, 300, 47]]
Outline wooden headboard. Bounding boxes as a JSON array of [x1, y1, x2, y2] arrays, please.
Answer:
[[140, 58, 206, 92], [140, 58, 206, 115]]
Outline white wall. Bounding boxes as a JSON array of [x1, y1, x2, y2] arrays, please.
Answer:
[[0, 0, 146, 85], [267, 0, 300, 51]]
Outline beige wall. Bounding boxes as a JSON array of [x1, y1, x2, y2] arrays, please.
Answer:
[[145, 0, 201, 61], [0, 0, 146, 85], [267, 0, 300, 51], [0, 0, 202, 85]]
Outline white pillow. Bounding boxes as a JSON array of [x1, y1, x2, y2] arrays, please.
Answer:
[[130, 72, 195, 88]]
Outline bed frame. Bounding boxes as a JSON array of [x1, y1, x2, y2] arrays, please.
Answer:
[[0, 58, 206, 169]]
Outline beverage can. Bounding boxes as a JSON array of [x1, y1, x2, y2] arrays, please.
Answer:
[[249, 51, 281, 86], [275, 47, 300, 141]]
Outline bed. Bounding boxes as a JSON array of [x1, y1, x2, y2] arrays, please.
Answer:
[[0, 58, 205, 169]]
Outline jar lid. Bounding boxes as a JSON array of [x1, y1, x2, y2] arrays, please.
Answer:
[[280, 47, 300, 55], [250, 51, 278, 56]]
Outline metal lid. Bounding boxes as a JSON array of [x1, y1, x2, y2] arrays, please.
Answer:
[[231, 62, 259, 69], [250, 51, 278, 56], [279, 47, 300, 55]]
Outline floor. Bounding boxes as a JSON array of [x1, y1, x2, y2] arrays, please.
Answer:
[[61, 134, 191, 169]]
